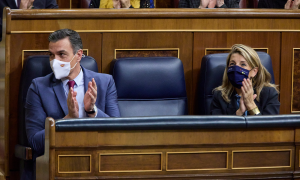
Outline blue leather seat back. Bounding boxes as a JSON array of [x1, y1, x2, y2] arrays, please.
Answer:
[[198, 52, 275, 115], [17, 55, 98, 174], [111, 57, 187, 117]]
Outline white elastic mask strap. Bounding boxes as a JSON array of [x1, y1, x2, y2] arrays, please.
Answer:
[[70, 54, 78, 70]]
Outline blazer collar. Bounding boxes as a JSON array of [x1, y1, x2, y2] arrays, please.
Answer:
[[51, 74, 68, 116], [226, 92, 239, 115], [82, 66, 96, 93], [6, 0, 18, 9]]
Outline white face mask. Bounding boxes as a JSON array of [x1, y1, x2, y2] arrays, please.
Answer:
[[50, 54, 78, 79]]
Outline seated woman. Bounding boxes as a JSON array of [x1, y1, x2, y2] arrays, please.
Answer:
[[179, 0, 240, 8], [210, 44, 280, 115], [258, 0, 300, 9], [89, 0, 154, 8]]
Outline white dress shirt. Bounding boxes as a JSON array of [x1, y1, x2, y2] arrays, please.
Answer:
[[62, 69, 86, 118]]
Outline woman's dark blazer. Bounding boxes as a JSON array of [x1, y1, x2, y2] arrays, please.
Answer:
[[210, 86, 280, 115], [178, 0, 240, 8]]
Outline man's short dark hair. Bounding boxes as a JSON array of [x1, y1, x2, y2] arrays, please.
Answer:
[[48, 29, 83, 54]]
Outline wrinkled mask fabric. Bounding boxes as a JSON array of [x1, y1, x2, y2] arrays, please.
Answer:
[[227, 65, 250, 89], [50, 55, 78, 79]]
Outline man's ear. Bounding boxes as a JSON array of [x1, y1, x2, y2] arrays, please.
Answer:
[[76, 49, 83, 62], [249, 67, 259, 78]]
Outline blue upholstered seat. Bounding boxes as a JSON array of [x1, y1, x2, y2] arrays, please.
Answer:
[[111, 57, 188, 116]]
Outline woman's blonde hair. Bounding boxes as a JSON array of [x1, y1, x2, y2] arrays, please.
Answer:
[[214, 44, 279, 103]]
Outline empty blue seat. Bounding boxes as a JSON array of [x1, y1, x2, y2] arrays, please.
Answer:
[[111, 57, 188, 116]]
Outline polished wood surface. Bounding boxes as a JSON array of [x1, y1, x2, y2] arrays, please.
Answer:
[[9, 9, 300, 19], [37, 118, 300, 179], [281, 33, 300, 114], [2, 8, 300, 179], [56, 0, 71, 9], [292, 49, 300, 112]]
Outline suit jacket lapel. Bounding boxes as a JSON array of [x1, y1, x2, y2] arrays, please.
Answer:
[[226, 93, 238, 115], [6, 0, 18, 9], [51, 75, 68, 116], [82, 67, 94, 93]]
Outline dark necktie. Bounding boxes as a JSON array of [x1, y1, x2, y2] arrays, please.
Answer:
[[17, 0, 21, 8], [67, 80, 76, 90]]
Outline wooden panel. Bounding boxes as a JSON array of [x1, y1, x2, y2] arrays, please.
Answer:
[[281, 33, 300, 114], [99, 153, 161, 172], [156, 0, 173, 8], [292, 49, 300, 112], [56, 0, 70, 8], [71, 0, 81, 8], [0, 81, 4, 107], [295, 146, 300, 173], [0, 58, 4, 79], [96, 129, 294, 146], [55, 131, 98, 147], [205, 48, 268, 55], [9, 9, 300, 20], [58, 155, 91, 173], [167, 151, 227, 171], [22, 49, 88, 66], [232, 150, 291, 169], [79, 33, 102, 72], [102, 33, 193, 114], [193, 32, 281, 114], [115, 49, 178, 59]]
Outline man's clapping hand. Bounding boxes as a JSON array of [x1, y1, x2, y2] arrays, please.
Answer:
[[285, 0, 300, 9], [84, 78, 98, 117], [199, 0, 216, 8], [20, 0, 34, 9], [65, 87, 79, 119]]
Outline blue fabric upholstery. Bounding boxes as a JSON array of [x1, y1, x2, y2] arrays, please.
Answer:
[[111, 57, 187, 116], [17, 55, 98, 178], [197, 52, 275, 115], [54, 114, 300, 132]]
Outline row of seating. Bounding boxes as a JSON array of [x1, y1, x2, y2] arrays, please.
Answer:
[[15, 52, 274, 176], [80, 0, 260, 8]]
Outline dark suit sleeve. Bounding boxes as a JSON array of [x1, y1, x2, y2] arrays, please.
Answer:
[[45, 0, 59, 8], [257, 0, 267, 8], [25, 80, 46, 157], [96, 76, 120, 118], [261, 87, 280, 115], [178, 0, 190, 8], [210, 91, 224, 115], [221, 0, 240, 8]]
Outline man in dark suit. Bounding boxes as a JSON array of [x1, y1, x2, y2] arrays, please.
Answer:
[[25, 29, 120, 179], [0, 0, 58, 41]]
